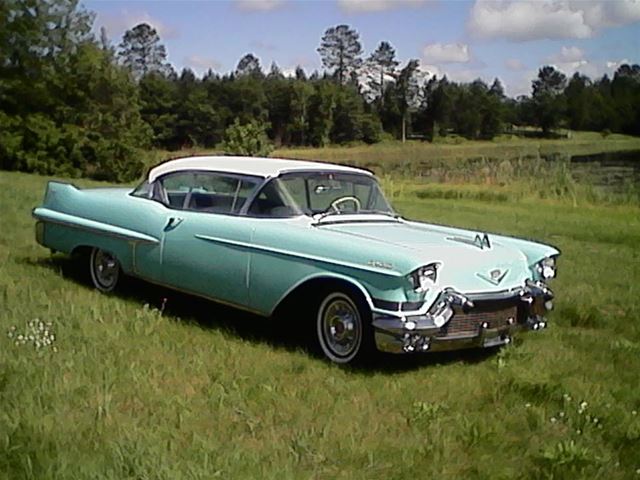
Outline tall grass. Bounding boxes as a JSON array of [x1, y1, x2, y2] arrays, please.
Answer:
[[277, 131, 640, 165], [1, 170, 639, 479]]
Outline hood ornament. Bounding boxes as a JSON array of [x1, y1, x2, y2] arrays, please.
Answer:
[[447, 233, 491, 250], [477, 268, 508, 285]]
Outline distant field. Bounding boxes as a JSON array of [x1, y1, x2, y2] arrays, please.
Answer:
[[275, 131, 640, 169], [1, 170, 639, 479]]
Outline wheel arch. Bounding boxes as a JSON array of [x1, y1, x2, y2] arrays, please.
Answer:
[[270, 273, 374, 318], [71, 245, 93, 258]]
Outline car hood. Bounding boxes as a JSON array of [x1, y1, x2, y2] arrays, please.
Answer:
[[317, 218, 550, 292]]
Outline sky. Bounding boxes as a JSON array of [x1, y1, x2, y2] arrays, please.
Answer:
[[86, 0, 640, 97]]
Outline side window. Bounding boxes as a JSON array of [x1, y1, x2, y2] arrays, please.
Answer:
[[131, 180, 153, 199], [159, 171, 260, 214], [248, 180, 299, 217]]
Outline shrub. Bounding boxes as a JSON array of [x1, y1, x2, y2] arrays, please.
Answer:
[[221, 120, 274, 157]]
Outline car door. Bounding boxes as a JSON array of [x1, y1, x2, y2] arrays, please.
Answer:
[[156, 171, 262, 308]]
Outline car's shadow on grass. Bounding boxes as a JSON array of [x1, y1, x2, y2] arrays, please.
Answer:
[[25, 254, 502, 374]]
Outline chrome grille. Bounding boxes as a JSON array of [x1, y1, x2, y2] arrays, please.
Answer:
[[436, 304, 518, 337]]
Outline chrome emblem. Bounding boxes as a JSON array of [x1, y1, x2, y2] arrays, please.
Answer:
[[477, 268, 508, 285], [446, 233, 491, 250], [474, 233, 491, 249], [367, 260, 394, 270]]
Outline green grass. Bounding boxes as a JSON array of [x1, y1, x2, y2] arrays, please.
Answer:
[[1, 170, 640, 479], [275, 131, 640, 169]]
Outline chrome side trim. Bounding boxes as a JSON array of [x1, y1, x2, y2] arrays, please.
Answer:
[[130, 272, 267, 317], [32, 208, 160, 245], [193, 234, 402, 277]]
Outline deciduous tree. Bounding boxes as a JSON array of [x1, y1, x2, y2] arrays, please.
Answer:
[[532, 66, 567, 134], [236, 53, 263, 78]]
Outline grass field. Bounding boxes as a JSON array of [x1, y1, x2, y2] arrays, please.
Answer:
[[275, 131, 640, 168], [1, 169, 640, 479]]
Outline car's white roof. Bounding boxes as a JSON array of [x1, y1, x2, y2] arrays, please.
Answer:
[[148, 155, 372, 182]]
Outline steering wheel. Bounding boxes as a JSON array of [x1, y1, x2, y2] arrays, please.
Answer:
[[329, 196, 361, 214]]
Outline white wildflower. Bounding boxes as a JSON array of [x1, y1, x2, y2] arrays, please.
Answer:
[[550, 417, 557, 423]]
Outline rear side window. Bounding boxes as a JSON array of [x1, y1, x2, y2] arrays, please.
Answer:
[[158, 171, 261, 215]]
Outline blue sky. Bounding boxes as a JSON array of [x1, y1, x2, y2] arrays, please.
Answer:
[[87, 0, 640, 97]]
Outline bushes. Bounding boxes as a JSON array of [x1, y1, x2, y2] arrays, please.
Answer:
[[221, 120, 274, 157]]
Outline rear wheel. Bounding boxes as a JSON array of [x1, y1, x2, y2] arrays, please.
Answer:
[[316, 291, 373, 364], [89, 247, 120, 292]]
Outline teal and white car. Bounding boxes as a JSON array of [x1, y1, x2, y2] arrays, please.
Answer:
[[33, 156, 559, 364]]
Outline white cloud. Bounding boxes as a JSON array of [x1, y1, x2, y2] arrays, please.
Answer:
[[281, 68, 297, 78], [97, 10, 178, 40], [549, 46, 585, 63], [545, 46, 596, 76], [505, 58, 525, 71], [505, 70, 538, 97], [468, 0, 640, 41], [338, 0, 428, 13], [445, 69, 485, 83], [235, 0, 286, 11], [420, 64, 441, 78], [606, 58, 631, 69], [422, 43, 471, 64], [184, 55, 221, 73]]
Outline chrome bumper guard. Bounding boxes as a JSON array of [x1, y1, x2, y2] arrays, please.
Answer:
[[372, 281, 554, 354]]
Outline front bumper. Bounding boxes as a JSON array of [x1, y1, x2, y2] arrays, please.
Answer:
[[372, 280, 553, 354]]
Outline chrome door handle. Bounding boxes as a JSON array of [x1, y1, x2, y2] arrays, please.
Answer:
[[165, 217, 184, 231]]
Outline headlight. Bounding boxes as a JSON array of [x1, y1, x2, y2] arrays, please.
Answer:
[[537, 256, 557, 280], [409, 263, 440, 293]]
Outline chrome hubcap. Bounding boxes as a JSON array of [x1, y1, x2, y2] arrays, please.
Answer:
[[322, 298, 360, 357], [93, 250, 118, 288]]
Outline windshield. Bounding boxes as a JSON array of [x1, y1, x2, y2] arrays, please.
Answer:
[[248, 171, 395, 218]]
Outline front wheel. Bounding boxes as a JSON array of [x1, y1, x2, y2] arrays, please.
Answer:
[[316, 291, 373, 364], [89, 247, 121, 292]]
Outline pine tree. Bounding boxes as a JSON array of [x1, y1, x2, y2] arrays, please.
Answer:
[[367, 41, 399, 104], [118, 23, 172, 80], [317, 25, 363, 85]]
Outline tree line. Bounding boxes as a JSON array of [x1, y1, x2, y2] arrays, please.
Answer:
[[1, 0, 639, 181]]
